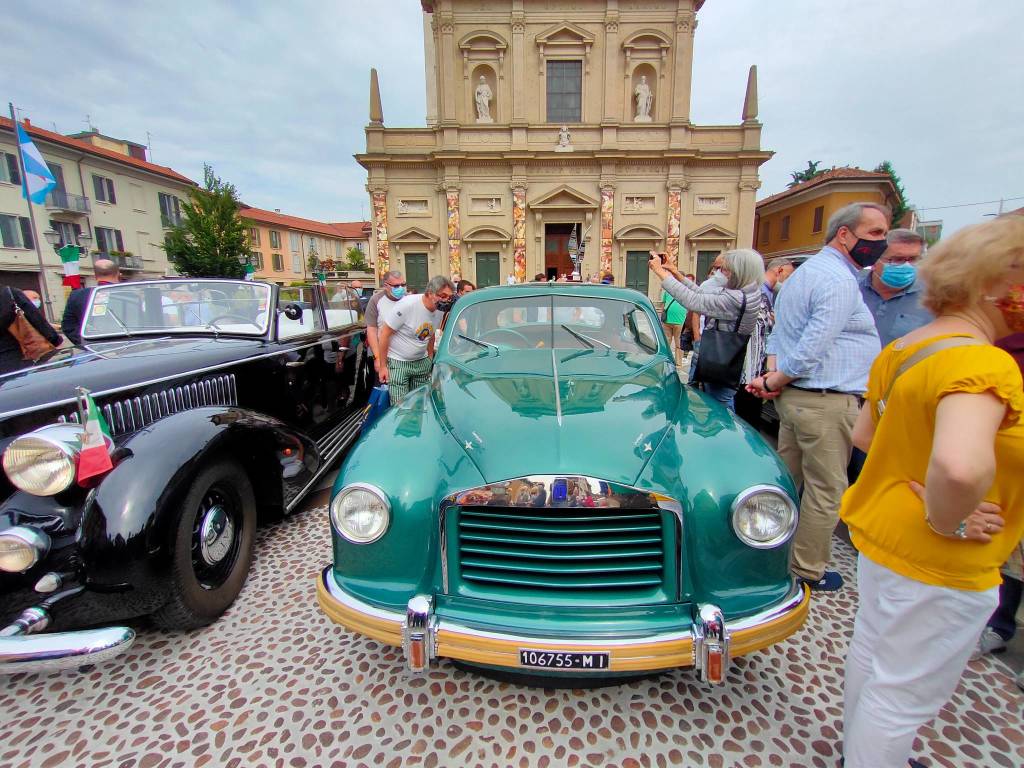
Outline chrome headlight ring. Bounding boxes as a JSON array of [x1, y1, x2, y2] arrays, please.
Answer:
[[330, 483, 391, 544], [730, 484, 799, 549], [2, 424, 85, 497]]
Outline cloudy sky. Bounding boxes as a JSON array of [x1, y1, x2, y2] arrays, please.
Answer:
[[6, 0, 1022, 234]]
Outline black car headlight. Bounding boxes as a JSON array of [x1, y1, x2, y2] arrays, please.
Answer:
[[730, 485, 798, 549], [2, 424, 84, 497], [330, 483, 390, 544]]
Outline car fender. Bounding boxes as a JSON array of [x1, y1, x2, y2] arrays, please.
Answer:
[[636, 386, 798, 613], [80, 406, 318, 591], [328, 388, 485, 606]]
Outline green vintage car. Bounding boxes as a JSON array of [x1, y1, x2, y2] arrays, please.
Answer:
[[317, 283, 808, 682]]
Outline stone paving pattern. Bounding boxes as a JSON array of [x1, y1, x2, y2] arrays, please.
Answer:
[[2, 505, 1022, 768]]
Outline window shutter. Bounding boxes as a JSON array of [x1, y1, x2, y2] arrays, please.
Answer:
[[19, 217, 34, 249], [6, 153, 21, 185], [115, 229, 124, 251], [93, 175, 103, 201], [73, 223, 83, 243], [106, 178, 116, 205]]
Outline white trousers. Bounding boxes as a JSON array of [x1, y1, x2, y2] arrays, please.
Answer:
[[843, 553, 998, 768]]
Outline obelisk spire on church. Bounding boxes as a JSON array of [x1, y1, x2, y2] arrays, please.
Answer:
[[369, 68, 384, 126], [742, 65, 758, 122]]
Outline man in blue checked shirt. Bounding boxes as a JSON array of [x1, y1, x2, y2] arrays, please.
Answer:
[[747, 202, 885, 592]]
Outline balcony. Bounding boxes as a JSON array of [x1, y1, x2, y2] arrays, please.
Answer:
[[95, 252, 145, 271], [45, 190, 91, 215]]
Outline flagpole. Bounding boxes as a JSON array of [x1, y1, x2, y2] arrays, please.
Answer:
[[8, 102, 55, 322]]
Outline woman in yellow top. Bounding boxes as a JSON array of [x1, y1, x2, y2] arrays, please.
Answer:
[[840, 214, 1024, 768]]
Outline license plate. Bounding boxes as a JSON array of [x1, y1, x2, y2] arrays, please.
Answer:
[[518, 649, 610, 670]]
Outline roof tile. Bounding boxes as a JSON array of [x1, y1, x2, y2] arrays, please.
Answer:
[[757, 167, 893, 209]]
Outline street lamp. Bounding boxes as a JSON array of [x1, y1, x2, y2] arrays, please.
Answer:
[[43, 229, 61, 248]]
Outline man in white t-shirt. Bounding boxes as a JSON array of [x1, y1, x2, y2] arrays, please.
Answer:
[[378, 275, 455, 402]]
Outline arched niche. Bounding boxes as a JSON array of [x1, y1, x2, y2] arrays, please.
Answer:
[[629, 63, 658, 123], [471, 64, 497, 124]]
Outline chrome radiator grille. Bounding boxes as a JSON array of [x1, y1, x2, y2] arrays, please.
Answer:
[[58, 374, 237, 436], [455, 505, 669, 595]]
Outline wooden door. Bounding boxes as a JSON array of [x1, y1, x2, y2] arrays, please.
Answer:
[[696, 250, 720, 282], [405, 254, 428, 293], [625, 251, 650, 294], [475, 252, 500, 287]]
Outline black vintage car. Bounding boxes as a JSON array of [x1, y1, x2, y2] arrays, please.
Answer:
[[0, 279, 371, 673]]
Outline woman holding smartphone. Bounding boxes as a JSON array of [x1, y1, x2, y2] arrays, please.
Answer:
[[648, 249, 763, 408]]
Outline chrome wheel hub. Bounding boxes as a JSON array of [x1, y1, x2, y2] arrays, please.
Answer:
[[199, 505, 234, 566]]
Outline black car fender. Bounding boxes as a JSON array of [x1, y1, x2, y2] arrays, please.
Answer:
[[80, 406, 318, 590]]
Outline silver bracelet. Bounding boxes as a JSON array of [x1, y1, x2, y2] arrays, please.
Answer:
[[925, 514, 967, 539]]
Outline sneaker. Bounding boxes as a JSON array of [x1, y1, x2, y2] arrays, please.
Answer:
[[970, 627, 1007, 661], [801, 571, 844, 592]]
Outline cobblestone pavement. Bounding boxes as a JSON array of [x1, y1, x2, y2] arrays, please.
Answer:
[[2, 499, 1022, 768]]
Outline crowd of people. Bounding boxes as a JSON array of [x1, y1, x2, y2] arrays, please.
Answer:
[[648, 203, 1023, 768]]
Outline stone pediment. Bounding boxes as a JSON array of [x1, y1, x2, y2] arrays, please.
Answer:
[[535, 22, 595, 47], [459, 31, 507, 52], [614, 224, 664, 241], [390, 226, 439, 244], [528, 185, 599, 210], [622, 29, 672, 55], [686, 223, 736, 241], [463, 225, 511, 243]]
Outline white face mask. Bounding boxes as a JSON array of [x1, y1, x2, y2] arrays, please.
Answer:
[[708, 270, 728, 287], [31, 300, 42, 309]]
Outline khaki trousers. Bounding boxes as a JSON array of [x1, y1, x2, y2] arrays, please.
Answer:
[[775, 387, 859, 581]]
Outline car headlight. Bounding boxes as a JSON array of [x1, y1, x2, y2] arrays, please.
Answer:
[[2, 424, 84, 497], [0, 526, 50, 572], [730, 485, 798, 549], [330, 483, 390, 544]]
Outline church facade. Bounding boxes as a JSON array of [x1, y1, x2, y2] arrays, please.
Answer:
[[358, 0, 771, 297]]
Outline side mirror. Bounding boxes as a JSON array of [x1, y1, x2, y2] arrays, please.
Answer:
[[283, 303, 304, 322]]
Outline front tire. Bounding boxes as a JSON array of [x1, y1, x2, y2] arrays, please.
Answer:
[[152, 460, 256, 630]]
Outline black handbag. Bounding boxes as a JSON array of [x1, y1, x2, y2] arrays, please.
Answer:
[[660, 296, 677, 324], [693, 291, 750, 389]]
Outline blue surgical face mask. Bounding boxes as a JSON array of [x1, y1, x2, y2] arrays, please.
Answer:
[[31, 300, 42, 309], [388, 285, 406, 300], [879, 262, 916, 289]]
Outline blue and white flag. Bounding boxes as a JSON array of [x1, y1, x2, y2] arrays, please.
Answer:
[[15, 122, 56, 204]]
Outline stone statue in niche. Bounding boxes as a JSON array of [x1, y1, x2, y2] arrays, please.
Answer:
[[474, 76, 493, 123], [634, 75, 653, 122], [555, 125, 573, 152], [398, 200, 408, 215]]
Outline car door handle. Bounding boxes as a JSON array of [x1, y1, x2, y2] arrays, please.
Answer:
[[285, 360, 307, 368]]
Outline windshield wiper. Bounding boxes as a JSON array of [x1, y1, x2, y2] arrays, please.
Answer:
[[104, 307, 133, 337], [560, 324, 609, 350], [458, 333, 499, 353]]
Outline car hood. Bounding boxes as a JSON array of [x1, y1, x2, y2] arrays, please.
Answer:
[[0, 337, 265, 418], [432, 350, 680, 487]]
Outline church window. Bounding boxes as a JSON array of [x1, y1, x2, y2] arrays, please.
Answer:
[[546, 60, 582, 123]]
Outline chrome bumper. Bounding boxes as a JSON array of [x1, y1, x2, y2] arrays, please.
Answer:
[[317, 568, 810, 682], [0, 627, 136, 674]]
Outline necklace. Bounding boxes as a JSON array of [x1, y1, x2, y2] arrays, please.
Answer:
[[951, 314, 993, 342]]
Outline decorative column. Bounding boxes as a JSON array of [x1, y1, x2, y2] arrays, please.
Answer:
[[670, 10, 697, 126], [446, 188, 462, 279], [438, 12, 457, 124], [599, 185, 614, 275], [511, 183, 528, 282], [665, 183, 684, 265], [738, 178, 760, 249], [603, 11, 620, 124], [371, 189, 390, 277], [511, 5, 526, 124]]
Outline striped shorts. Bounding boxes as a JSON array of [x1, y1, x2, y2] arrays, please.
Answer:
[[387, 356, 432, 403]]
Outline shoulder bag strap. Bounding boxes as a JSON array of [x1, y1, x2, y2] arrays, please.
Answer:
[[732, 290, 748, 333], [877, 336, 986, 416]]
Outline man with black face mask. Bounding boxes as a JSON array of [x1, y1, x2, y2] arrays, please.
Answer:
[[746, 202, 884, 593]]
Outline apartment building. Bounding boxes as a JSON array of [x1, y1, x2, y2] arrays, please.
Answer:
[[0, 117, 195, 318], [240, 206, 370, 285]]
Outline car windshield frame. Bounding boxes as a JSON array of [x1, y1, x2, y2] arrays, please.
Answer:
[[441, 292, 665, 362], [81, 279, 274, 340]]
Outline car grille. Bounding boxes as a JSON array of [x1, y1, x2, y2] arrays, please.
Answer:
[[57, 374, 237, 436], [454, 505, 671, 598]]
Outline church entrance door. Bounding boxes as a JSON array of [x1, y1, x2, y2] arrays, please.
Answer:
[[544, 222, 580, 280]]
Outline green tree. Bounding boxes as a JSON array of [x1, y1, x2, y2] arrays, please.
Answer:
[[306, 242, 320, 275], [163, 164, 248, 278], [344, 246, 369, 271], [874, 160, 910, 227], [787, 160, 824, 188]]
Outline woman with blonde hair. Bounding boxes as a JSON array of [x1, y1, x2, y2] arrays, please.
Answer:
[[840, 214, 1024, 768]]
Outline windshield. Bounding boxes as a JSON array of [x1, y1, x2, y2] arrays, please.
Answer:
[[82, 281, 273, 338], [446, 295, 661, 360]]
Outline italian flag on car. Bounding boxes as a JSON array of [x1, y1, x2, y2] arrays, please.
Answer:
[[76, 388, 113, 485]]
